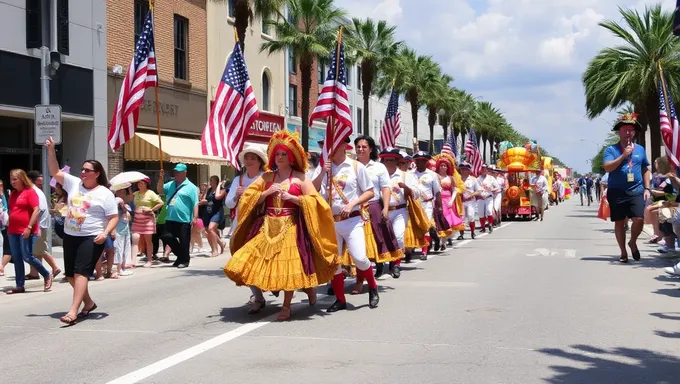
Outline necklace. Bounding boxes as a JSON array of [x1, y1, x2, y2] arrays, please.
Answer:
[[272, 170, 293, 213]]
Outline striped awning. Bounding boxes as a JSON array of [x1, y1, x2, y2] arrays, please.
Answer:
[[124, 132, 229, 167]]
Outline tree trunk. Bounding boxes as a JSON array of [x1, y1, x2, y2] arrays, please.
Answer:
[[428, 106, 436, 153], [300, 54, 313, 151], [234, 0, 250, 52], [645, 93, 662, 163], [361, 61, 373, 136], [408, 90, 419, 151]]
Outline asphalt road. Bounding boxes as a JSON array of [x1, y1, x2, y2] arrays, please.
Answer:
[[2, 198, 680, 384]]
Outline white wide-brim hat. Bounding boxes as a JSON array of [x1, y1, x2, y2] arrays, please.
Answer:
[[238, 143, 268, 166]]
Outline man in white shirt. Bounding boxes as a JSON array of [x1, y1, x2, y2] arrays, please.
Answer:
[[411, 151, 442, 259], [459, 162, 483, 239], [318, 137, 378, 312], [493, 168, 506, 226], [26, 171, 61, 279], [477, 165, 500, 233], [532, 170, 549, 221]]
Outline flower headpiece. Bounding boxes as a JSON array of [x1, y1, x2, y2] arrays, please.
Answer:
[[266, 129, 308, 173], [613, 112, 642, 131], [432, 153, 457, 176]]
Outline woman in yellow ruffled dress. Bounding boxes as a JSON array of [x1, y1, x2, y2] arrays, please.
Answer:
[[398, 154, 431, 262], [224, 130, 339, 321]]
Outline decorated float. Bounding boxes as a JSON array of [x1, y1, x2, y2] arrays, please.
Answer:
[[496, 141, 541, 219]]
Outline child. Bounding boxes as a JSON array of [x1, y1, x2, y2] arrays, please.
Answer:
[[113, 197, 133, 277]]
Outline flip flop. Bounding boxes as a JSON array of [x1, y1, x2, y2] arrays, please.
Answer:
[[77, 303, 98, 318], [60, 314, 77, 325]]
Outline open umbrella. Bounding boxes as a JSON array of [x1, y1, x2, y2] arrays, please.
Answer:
[[50, 165, 71, 188], [109, 171, 149, 191]]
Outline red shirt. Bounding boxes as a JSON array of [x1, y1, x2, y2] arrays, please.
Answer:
[[8, 188, 40, 235]]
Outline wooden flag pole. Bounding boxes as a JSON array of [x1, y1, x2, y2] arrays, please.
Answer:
[[149, 0, 163, 170], [327, 26, 343, 204]]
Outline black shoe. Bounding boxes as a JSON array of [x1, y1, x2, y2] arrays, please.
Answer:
[[176, 263, 189, 269], [374, 263, 384, 278], [368, 287, 379, 308], [271, 291, 280, 298], [440, 244, 446, 252], [391, 265, 401, 279], [480, 228, 486, 233], [471, 232, 476, 239], [327, 286, 334, 296], [489, 224, 493, 233], [404, 253, 412, 263], [447, 239, 454, 246], [326, 299, 347, 313], [457, 235, 464, 241], [419, 253, 428, 261]]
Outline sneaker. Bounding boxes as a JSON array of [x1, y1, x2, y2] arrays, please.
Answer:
[[120, 269, 133, 276], [658, 245, 670, 254], [664, 263, 680, 276]]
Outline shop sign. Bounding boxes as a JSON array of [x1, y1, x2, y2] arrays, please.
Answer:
[[247, 112, 284, 138]]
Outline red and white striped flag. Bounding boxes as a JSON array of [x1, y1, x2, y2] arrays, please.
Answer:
[[464, 128, 483, 176], [310, 37, 352, 165], [108, 10, 157, 151], [201, 42, 258, 170], [380, 87, 401, 149], [658, 72, 680, 167]]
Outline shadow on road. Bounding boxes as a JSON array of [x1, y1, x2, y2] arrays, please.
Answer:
[[538, 344, 680, 383], [565, 214, 597, 218]]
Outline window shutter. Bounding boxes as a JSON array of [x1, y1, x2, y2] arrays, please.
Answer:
[[25, 0, 43, 49], [57, 0, 69, 55]]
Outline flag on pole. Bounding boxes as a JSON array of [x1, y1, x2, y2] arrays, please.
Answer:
[[464, 128, 483, 176], [380, 87, 401, 149], [201, 42, 258, 170], [658, 71, 680, 168], [108, 10, 157, 151], [441, 131, 457, 160], [310, 37, 352, 166]]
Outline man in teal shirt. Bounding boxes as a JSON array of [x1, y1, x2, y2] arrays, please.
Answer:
[[157, 163, 198, 268]]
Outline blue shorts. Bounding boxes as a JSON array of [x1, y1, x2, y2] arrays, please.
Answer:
[[202, 210, 225, 228], [104, 235, 114, 249]]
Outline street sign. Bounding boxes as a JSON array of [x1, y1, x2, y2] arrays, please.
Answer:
[[34, 104, 62, 145]]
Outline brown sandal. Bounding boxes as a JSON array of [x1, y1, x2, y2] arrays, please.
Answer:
[[60, 314, 77, 325], [248, 299, 265, 314], [277, 306, 291, 321], [6, 287, 25, 294], [44, 274, 53, 292]]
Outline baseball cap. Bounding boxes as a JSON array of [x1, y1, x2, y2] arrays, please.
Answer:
[[173, 163, 188, 172]]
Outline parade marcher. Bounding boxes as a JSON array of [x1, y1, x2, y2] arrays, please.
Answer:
[[318, 137, 379, 312], [353, 136, 402, 278], [224, 130, 339, 320], [433, 153, 464, 248], [477, 165, 499, 233], [379, 148, 419, 278], [493, 168, 506, 225], [458, 162, 482, 239], [224, 143, 268, 312], [532, 170, 549, 221], [412, 151, 443, 259], [603, 113, 650, 263], [398, 154, 430, 262]]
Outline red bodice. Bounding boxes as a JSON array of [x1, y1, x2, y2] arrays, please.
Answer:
[[264, 182, 302, 215]]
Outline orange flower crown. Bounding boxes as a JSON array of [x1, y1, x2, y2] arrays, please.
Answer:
[[613, 112, 642, 131], [266, 129, 309, 173]]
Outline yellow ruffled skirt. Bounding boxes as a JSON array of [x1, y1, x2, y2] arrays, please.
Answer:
[[340, 221, 403, 267], [224, 214, 334, 291], [404, 219, 430, 249]]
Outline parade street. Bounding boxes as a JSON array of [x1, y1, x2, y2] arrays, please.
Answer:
[[2, 199, 680, 384]]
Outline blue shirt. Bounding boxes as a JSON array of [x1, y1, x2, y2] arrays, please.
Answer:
[[603, 143, 650, 194], [163, 178, 199, 223]]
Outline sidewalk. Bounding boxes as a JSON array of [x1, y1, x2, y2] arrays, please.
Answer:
[[1, 231, 231, 291]]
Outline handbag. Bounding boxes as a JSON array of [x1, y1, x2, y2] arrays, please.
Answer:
[[0, 210, 7, 229]]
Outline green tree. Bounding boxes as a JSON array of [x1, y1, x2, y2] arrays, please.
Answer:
[[212, 0, 285, 52], [260, 0, 347, 150]]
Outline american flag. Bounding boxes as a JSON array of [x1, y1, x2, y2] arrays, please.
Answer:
[[441, 131, 457, 160], [108, 10, 157, 151], [380, 87, 401, 149], [658, 72, 680, 168], [310, 38, 352, 165], [464, 128, 483, 176], [201, 43, 258, 170]]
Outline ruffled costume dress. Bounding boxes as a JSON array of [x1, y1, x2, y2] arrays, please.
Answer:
[[224, 175, 339, 291], [440, 175, 465, 232]]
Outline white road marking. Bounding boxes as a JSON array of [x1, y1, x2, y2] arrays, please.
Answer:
[[526, 248, 577, 258], [106, 221, 514, 384]]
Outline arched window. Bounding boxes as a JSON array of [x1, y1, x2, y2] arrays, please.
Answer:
[[262, 72, 270, 111]]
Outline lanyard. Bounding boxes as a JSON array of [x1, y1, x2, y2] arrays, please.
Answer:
[[619, 143, 634, 171]]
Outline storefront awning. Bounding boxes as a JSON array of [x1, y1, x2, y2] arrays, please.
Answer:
[[124, 132, 229, 167]]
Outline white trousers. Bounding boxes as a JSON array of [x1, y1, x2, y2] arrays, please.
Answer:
[[463, 201, 477, 222], [388, 208, 408, 249], [477, 197, 494, 218], [114, 231, 132, 265], [422, 200, 434, 222], [493, 194, 502, 213], [336, 216, 370, 272]]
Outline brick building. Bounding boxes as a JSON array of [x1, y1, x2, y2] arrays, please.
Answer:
[[107, 0, 218, 184]]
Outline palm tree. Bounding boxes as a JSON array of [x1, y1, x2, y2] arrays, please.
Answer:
[[347, 18, 401, 135], [212, 0, 285, 51], [422, 73, 452, 152], [260, 0, 346, 150], [450, 90, 477, 147], [475, 101, 503, 162], [582, 4, 680, 160], [379, 48, 440, 148]]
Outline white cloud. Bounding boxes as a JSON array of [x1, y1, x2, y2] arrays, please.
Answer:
[[334, 0, 675, 173]]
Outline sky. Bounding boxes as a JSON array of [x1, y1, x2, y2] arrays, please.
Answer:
[[335, 0, 674, 174]]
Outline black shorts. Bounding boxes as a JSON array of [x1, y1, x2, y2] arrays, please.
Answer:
[[607, 189, 645, 222], [63, 234, 106, 278], [659, 222, 675, 237]]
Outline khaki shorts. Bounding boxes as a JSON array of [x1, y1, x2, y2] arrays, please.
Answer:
[[33, 230, 49, 256]]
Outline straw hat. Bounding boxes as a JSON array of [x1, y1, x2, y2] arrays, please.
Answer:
[[238, 143, 268, 167]]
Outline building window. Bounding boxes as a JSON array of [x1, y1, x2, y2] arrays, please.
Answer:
[[288, 85, 298, 116], [317, 61, 326, 84], [134, 0, 150, 44], [262, 72, 270, 111], [174, 15, 188, 80], [288, 52, 296, 74], [228, 0, 235, 18], [357, 108, 363, 133], [345, 64, 351, 87], [262, 17, 270, 35], [357, 65, 362, 90]]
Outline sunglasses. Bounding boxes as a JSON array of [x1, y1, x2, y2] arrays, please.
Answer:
[[81, 168, 96, 173]]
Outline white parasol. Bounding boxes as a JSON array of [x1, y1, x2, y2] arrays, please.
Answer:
[[109, 171, 150, 191]]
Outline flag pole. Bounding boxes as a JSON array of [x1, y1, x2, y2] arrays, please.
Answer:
[[327, 26, 343, 204], [658, 62, 679, 173], [149, 0, 163, 170]]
